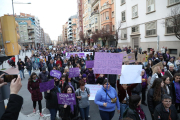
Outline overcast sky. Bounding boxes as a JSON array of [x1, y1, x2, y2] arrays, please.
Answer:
[[0, 0, 77, 40]]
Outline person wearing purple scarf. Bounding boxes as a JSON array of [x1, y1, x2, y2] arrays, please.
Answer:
[[123, 95, 146, 120], [60, 85, 77, 120], [141, 69, 148, 106]]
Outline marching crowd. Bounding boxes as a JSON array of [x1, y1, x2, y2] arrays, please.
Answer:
[[0, 45, 180, 120]]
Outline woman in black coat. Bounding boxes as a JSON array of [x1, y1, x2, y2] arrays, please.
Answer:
[[44, 77, 61, 120], [147, 78, 165, 120], [59, 85, 78, 120], [62, 73, 79, 93], [96, 74, 105, 85]]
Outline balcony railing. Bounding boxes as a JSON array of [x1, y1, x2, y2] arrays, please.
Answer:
[[100, 4, 111, 12], [92, 0, 99, 6], [27, 27, 34, 30], [91, 10, 99, 16]]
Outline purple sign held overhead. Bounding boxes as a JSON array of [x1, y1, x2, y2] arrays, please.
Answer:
[[69, 68, 80, 78], [86, 60, 94, 68], [39, 80, 54, 92], [57, 93, 76, 105], [94, 52, 123, 74], [50, 70, 62, 79]]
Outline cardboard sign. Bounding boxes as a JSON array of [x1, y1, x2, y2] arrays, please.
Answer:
[[57, 93, 76, 105], [94, 52, 123, 74], [39, 80, 54, 92], [121, 51, 129, 62], [128, 53, 135, 63], [137, 54, 146, 62], [69, 68, 80, 78], [120, 65, 142, 84], [85, 84, 101, 100], [86, 60, 94, 68], [151, 62, 163, 72], [50, 70, 62, 79]]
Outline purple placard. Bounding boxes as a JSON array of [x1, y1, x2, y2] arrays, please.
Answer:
[[57, 93, 76, 105], [50, 70, 62, 79], [69, 68, 80, 78], [94, 52, 123, 74], [66, 52, 93, 59], [86, 60, 94, 68], [39, 80, 54, 92]]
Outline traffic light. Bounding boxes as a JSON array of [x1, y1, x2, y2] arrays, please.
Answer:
[[0, 15, 20, 56]]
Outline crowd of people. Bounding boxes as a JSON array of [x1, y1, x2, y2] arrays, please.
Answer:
[[0, 45, 180, 120]]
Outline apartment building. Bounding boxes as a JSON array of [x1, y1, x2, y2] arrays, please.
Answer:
[[44, 33, 51, 45], [40, 27, 45, 47], [62, 22, 68, 43], [116, 0, 180, 57]]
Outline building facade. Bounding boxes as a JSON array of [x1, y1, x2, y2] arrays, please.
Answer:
[[116, 0, 180, 57]]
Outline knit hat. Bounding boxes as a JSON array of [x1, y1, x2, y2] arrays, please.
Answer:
[[42, 67, 46, 71], [82, 74, 87, 78]]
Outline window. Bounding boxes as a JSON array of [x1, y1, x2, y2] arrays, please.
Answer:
[[106, 12, 109, 20], [121, 29, 127, 39], [132, 26, 139, 33], [121, 0, 125, 5], [169, 49, 177, 54], [121, 11, 126, 22], [168, 0, 180, 6], [106, 25, 110, 31], [147, 0, 155, 13], [112, 25, 115, 31], [145, 21, 157, 36], [95, 18, 98, 23], [132, 5, 138, 18], [112, 11, 114, 17], [166, 18, 174, 34]]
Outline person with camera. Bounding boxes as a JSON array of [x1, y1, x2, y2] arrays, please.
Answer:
[[75, 80, 90, 120], [0, 74, 23, 120], [117, 78, 138, 119], [94, 79, 120, 120]]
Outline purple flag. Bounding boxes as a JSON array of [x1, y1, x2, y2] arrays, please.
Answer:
[[50, 70, 62, 79], [69, 68, 80, 78], [94, 52, 123, 74], [39, 80, 54, 92], [86, 60, 94, 68], [57, 93, 76, 105]]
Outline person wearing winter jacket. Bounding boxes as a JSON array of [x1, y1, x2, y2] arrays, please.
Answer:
[[96, 74, 105, 85], [25, 58, 33, 77], [141, 69, 148, 106], [85, 68, 95, 84], [150, 66, 163, 87], [75, 80, 90, 120], [44, 77, 61, 120], [27, 72, 43, 117], [117, 79, 138, 119], [95, 79, 120, 120], [147, 78, 165, 120]]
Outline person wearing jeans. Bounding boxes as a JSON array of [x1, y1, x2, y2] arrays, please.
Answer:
[[25, 58, 32, 77], [17, 58, 25, 80], [95, 79, 120, 120], [76, 80, 90, 120]]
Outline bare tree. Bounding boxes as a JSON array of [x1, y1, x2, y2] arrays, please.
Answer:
[[99, 26, 112, 47], [91, 30, 101, 45], [79, 31, 88, 47], [115, 21, 121, 47], [165, 6, 180, 40]]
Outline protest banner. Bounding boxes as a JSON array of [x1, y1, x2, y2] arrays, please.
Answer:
[[128, 53, 135, 63], [69, 68, 80, 78], [50, 70, 62, 79], [121, 51, 129, 62], [39, 80, 54, 92], [85, 84, 102, 100], [57, 93, 76, 105], [66, 52, 93, 59], [120, 65, 142, 84], [137, 54, 146, 62], [94, 52, 123, 74], [86, 60, 94, 68], [49, 46, 53, 49], [151, 62, 163, 72]]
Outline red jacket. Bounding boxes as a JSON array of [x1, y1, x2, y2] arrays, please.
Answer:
[[117, 80, 138, 103], [11, 57, 15, 62], [56, 60, 62, 66], [28, 79, 43, 101]]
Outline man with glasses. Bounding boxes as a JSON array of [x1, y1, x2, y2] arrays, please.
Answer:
[[154, 94, 178, 120]]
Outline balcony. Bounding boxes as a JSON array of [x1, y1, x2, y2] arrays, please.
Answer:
[[27, 27, 34, 30], [91, 10, 99, 16], [92, 0, 99, 7], [100, 4, 111, 12], [29, 37, 35, 39], [72, 23, 76, 26]]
